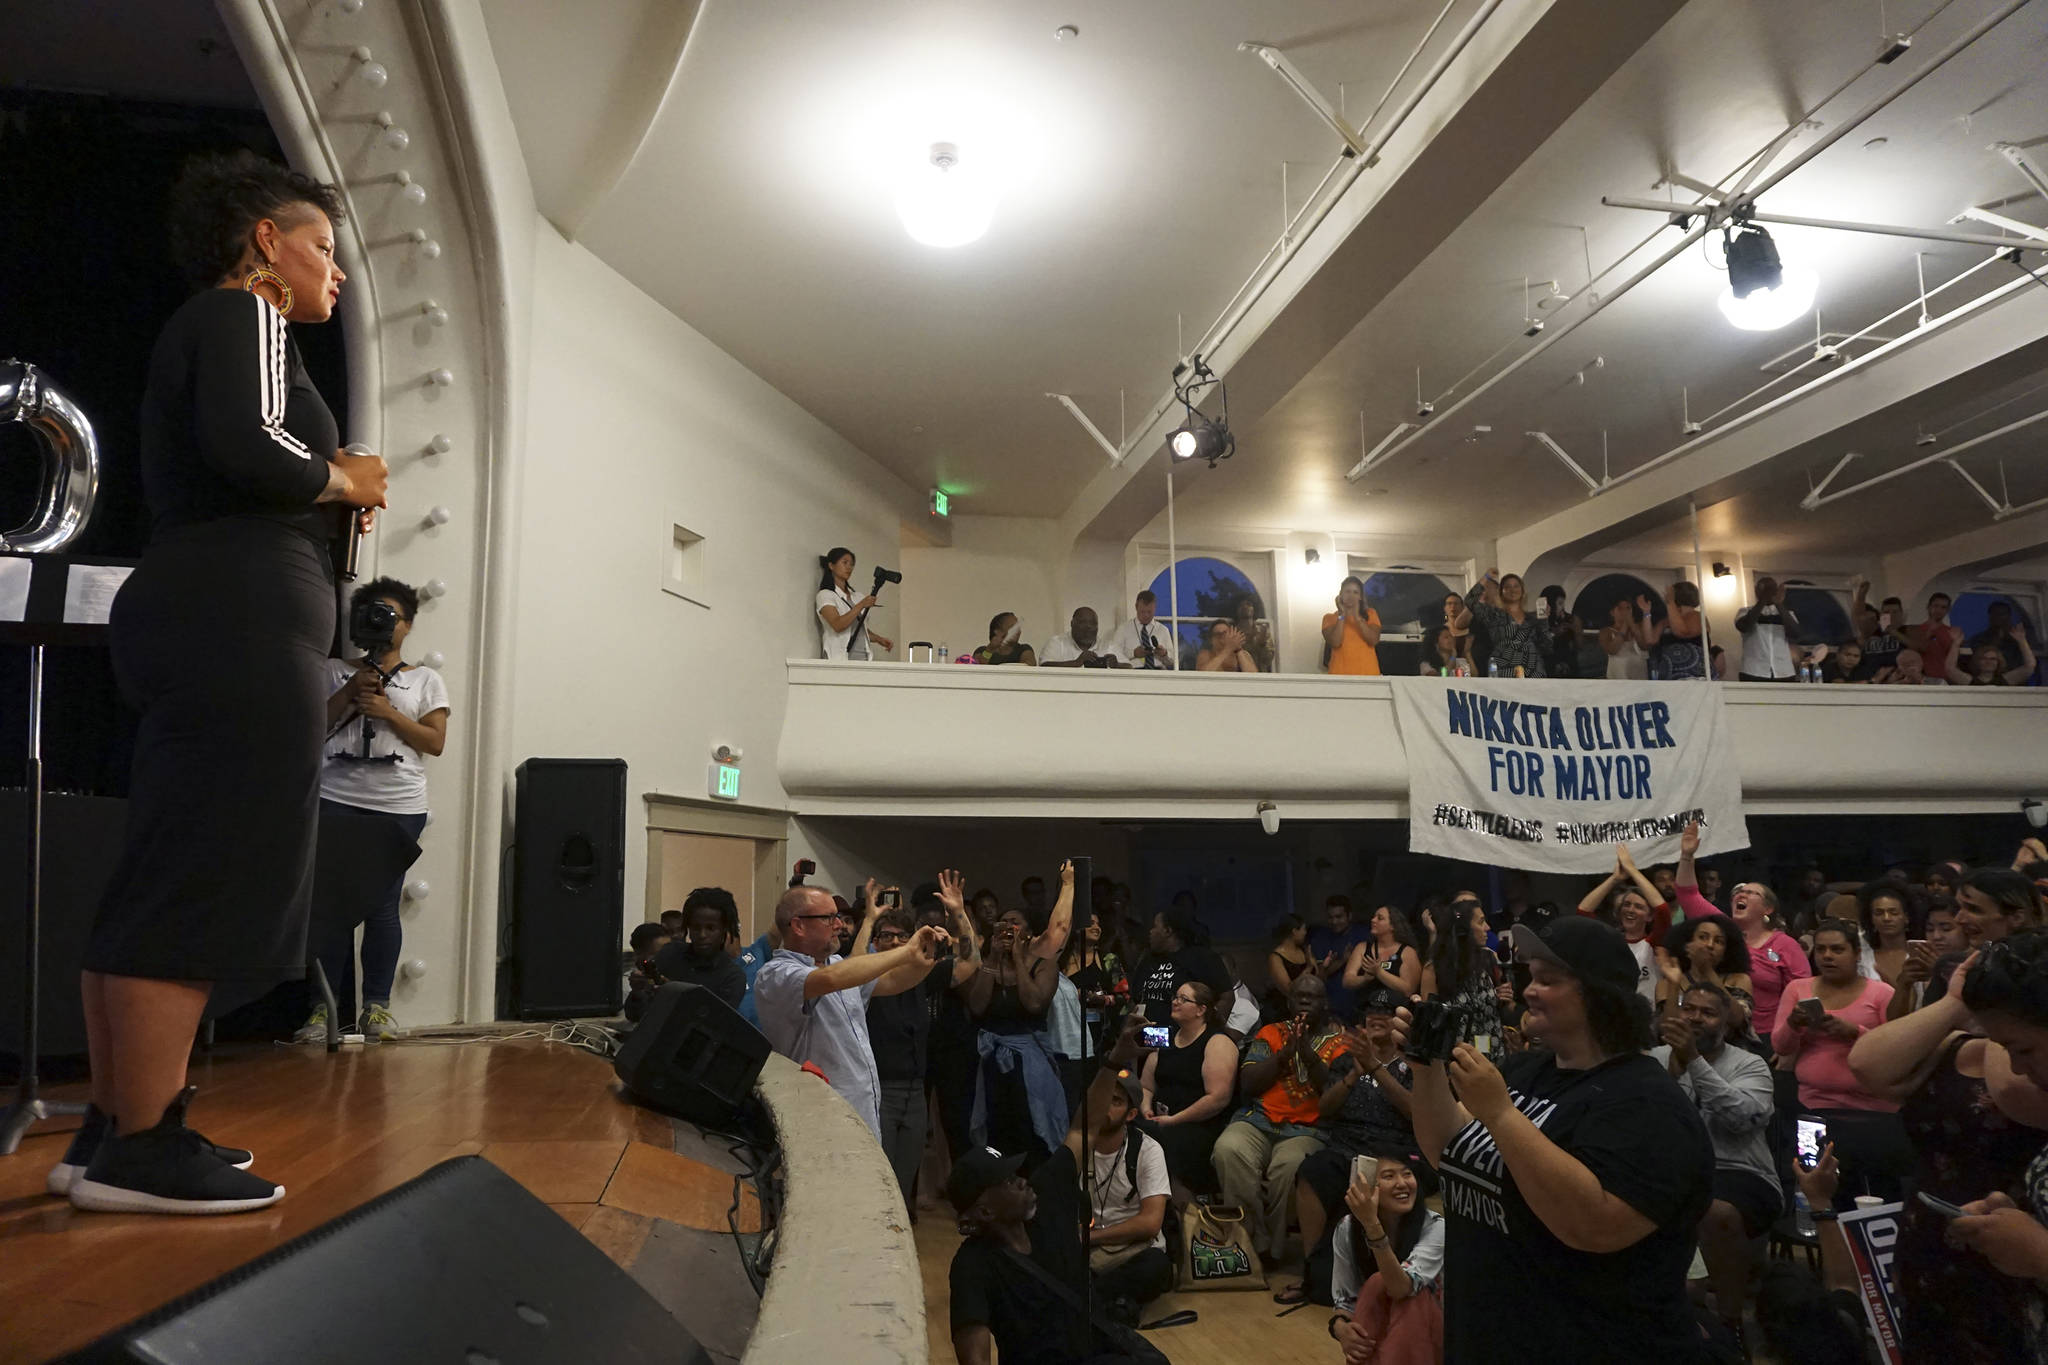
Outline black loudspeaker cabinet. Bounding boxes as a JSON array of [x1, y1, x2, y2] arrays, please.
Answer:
[[0, 792, 124, 1062], [61, 1155, 707, 1364], [615, 982, 771, 1130], [503, 758, 626, 1019]]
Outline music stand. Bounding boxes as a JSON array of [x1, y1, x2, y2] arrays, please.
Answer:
[[0, 554, 130, 1155]]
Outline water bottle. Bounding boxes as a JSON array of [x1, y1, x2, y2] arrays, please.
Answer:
[[1487, 659, 1500, 678], [937, 643, 949, 664], [1793, 1190, 1815, 1238], [1797, 664, 1810, 684]]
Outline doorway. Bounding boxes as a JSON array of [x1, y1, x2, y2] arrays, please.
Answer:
[[642, 795, 789, 944], [659, 832, 758, 934]]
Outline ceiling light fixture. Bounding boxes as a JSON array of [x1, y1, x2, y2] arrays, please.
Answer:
[[1166, 355, 1234, 467], [1717, 224, 1817, 331], [896, 141, 994, 248]]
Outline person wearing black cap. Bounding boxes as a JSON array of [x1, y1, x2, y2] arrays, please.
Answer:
[[946, 1017, 1165, 1365], [1401, 916, 1715, 1363]]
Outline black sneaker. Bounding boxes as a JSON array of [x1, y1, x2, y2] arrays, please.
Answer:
[[46, 1102, 256, 1197], [68, 1088, 283, 1215]]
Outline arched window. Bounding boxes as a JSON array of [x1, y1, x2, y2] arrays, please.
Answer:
[[1148, 557, 1269, 670]]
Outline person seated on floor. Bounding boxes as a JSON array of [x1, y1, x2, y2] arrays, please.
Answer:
[[1040, 606, 1122, 669], [1083, 1071, 1176, 1323], [972, 611, 1037, 666], [1214, 973, 1347, 1268], [1753, 1144, 1873, 1365], [947, 1016, 1164, 1365], [1328, 1150, 1446, 1361], [623, 921, 671, 1022], [652, 886, 747, 1009], [1279, 989, 1416, 1307], [1653, 982, 1778, 1350]]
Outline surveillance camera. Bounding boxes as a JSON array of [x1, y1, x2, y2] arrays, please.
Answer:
[[2025, 798, 2047, 831], [1257, 801, 1280, 836]]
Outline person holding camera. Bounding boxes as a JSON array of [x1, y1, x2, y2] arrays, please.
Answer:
[[815, 546, 892, 659], [60, 153, 386, 1215], [1402, 916, 1713, 1363], [296, 578, 449, 1043]]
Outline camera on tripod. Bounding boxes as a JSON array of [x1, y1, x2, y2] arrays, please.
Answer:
[[350, 596, 401, 655], [871, 566, 902, 594]]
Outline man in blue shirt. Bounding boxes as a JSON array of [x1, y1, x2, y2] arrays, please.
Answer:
[[736, 924, 778, 1027], [1308, 895, 1372, 1021], [752, 885, 950, 1136]]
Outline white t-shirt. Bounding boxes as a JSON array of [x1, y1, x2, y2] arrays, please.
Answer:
[[1088, 1129, 1172, 1251], [1109, 617, 1178, 670], [1040, 632, 1097, 665], [1227, 980, 1262, 1036], [1332, 1208, 1445, 1313], [816, 585, 869, 660], [320, 660, 449, 815], [1627, 938, 1658, 1009]]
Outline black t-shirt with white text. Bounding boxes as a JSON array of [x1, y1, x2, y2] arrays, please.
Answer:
[[1135, 947, 1232, 1022], [1436, 1050, 1713, 1364]]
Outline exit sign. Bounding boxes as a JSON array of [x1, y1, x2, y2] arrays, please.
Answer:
[[929, 488, 949, 518], [709, 761, 742, 801]]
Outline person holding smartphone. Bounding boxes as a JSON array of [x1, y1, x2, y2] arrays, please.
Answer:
[[1772, 920, 1906, 1207], [1849, 932, 2048, 1361], [1329, 1150, 1445, 1357], [1138, 981, 1234, 1194]]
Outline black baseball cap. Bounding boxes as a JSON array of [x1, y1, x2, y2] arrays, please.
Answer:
[[1508, 916, 1638, 1000], [944, 1145, 1027, 1214]]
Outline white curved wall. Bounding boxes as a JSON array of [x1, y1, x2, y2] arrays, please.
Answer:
[[779, 662, 2048, 818]]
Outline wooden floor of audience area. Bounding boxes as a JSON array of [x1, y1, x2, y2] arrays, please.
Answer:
[[0, 1038, 760, 1364], [913, 1212, 1334, 1364]]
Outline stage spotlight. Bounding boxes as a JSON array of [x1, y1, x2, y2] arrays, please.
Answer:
[[1719, 223, 1816, 332], [1167, 354, 1235, 467], [1724, 225, 1782, 298]]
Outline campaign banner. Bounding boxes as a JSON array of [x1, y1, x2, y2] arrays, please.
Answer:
[[1840, 1201, 1906, 1365], [1389, 677, 1750, 873]]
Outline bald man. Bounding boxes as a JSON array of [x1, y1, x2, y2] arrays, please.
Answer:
[[752, 885, 950, 1136]]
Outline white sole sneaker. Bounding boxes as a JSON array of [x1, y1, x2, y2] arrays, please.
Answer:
[[48, 1147, 255, 1197], [69, 1176, 285, 1216]]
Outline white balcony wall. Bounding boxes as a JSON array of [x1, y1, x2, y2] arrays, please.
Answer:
[[779, 662, 2048, 819]]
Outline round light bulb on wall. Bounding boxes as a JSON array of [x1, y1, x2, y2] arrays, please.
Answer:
[[426, 505, 452, 526], [384, 126, 410, 151], [421, 649, 446, 668], [405, 878, 430, 901], [426, 368, 453, 388], [1718, 265, 1818, 331], [428, 433, 452, 454], [422, 578, 448, 599], [338, 0, 364, 13], [351, 48, 388, 86], [401, 958, 428, 980], [421, 300, 449, 326], [896, 142, 995, 248]]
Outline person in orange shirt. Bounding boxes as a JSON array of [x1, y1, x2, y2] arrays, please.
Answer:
[[1322, 576, 1383, 676]]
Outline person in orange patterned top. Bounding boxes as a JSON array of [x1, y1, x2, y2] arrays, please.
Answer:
[[1211, 974, 1347, 1263]]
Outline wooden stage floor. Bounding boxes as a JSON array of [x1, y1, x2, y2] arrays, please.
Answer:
[[0, 1038, 763, 1364]]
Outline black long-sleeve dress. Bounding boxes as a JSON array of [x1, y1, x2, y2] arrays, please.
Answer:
[[84, 288, 340, 985]]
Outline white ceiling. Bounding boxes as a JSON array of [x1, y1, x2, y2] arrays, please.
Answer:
[[481, 0, 2048, 567]]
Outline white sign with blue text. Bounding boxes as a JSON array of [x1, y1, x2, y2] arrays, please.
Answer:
[[1390, 677, 1750, 874]]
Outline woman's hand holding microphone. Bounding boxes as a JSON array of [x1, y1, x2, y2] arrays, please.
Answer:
[[330, 445, 389, 533]]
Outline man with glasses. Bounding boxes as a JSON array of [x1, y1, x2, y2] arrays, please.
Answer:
[[754, 884, 952, 1138]]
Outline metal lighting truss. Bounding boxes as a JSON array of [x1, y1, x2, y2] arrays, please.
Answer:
[[1345, 0, 2035, 485]]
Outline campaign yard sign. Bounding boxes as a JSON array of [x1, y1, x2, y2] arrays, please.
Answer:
[[1390, 677, 1750, 873]]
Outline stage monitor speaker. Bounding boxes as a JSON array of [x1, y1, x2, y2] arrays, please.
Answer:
[[61, 1155, 707, 1364], [615, 982, 771, 1130], [504, 758, 626, 1019]]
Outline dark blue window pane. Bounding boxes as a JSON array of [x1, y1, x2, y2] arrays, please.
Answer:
[[1149, 558, 1262, 622]]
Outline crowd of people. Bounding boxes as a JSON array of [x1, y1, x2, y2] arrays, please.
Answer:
[[816, 552, 2040, 687], [621, 830, 2048, 1362]]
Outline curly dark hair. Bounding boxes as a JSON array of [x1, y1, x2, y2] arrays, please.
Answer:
[[167, 150, 346, 290], [682, 885, 740, 944], [1660, 912, 1752, 979], [1583, 981, 1655, 1056], [351, 576, 419, 624], [1962, 930, 2048, 1028], [1854, 881, 1924, 946]]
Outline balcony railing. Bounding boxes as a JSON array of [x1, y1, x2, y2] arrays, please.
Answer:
[[777, 661, 2048, 818]]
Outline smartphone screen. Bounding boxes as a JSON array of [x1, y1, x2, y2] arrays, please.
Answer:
[[1795, 1117, 1828, 1170], [1351, 1153, 1375, 1186], [1140, 1025, 1171, 1050], [1917, 1190, 1967, 1219]]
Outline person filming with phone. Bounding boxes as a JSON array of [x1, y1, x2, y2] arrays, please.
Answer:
[[1400, 916, 1714, 1364], [301, 577, 449, 1043]]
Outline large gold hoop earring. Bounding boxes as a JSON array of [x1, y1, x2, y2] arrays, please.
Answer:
[[242, 263, 294, 317]]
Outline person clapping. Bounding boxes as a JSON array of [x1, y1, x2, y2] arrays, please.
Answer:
[[1322, 576, 1383, 676]]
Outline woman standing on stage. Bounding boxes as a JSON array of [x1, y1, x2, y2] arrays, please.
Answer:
[[54, 151, 386, 1215]]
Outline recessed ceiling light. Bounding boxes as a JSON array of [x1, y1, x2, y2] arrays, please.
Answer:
[[896, 141, 994, 248], [1054, 24, 1079, 41]]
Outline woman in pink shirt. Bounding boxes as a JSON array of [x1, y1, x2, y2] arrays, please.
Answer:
[[1673, 822, 1809, 1033], [1773, 919, 1909, 1205]]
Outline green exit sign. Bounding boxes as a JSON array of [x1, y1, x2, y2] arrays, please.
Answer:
[[929, 488, 949, 518], [710, 762, 742, 801]]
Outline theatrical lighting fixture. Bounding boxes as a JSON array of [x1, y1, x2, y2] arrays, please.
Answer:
[[1167, 354, 1234, 467], [1711, 561, 1732, 578], [896, 142, 994, 248], [1718, 223, 1817, 331]]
